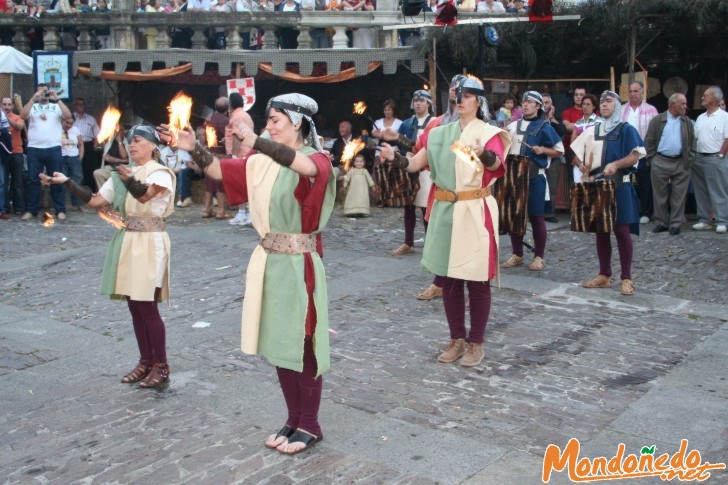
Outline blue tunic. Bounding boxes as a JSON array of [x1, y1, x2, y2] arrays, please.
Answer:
[[507, 118, 564, 217], [596, 122, 643, 235]]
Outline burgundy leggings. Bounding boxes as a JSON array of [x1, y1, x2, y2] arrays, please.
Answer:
[[126, 288, 167, 364], [441, 278, 491, 344], [509, 216, 547, 258], [276, 337, 323, 437], [596, 223, 633, 280], [404, 205, 427, 247]]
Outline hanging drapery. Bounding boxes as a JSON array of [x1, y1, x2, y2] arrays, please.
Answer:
[[256, 62, 381, 83], [76, 64, 193, 81]]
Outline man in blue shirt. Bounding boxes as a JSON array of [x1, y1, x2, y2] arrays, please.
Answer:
[[643, 93, 696, 235]]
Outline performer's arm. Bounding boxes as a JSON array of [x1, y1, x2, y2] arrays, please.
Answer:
[[532, 145, 563, 158], [165, 126, 223, 180], [41, 172, 109, 208], [379, 142, 427, 172], [603, 151, 640, 176], [115, 164, 168, 204], [236, 122, 320, 177]]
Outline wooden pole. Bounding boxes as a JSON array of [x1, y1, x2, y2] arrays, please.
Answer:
[[610, 67, 615, 92], [628, 23, 637, 83], [429, 36, 437, 116]]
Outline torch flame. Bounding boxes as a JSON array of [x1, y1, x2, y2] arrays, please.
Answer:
[[41, 212, 55, 227], [97, 106, 122, 144], [168, 92, 193, 145], [451, 141, 482, 172], [423, 83, 430, 90], [341, 138, 366, 171], [353, 101, 367, 115], [205, 125, 218, 148], [98, 208, 127, 230]]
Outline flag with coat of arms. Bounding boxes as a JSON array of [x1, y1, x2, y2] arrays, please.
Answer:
[[226, 77, 256, 112]]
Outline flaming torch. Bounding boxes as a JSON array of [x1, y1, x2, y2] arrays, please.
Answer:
[[205, 125, 218, 148], [97, 106, 122, 144], [167, 92, 193, 146], [352, 101, 377, 127], [98, 207, 127, 230], [450, 141, 482, 173], [340, 138, 366, 171], [41, 212, 55, 227]]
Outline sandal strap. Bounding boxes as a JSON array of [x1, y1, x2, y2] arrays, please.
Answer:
[[276, 425, 296, 440], [287, 430, 321, 447]]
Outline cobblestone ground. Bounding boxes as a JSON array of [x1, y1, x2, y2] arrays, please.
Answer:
[[0, 205, 726, 484]]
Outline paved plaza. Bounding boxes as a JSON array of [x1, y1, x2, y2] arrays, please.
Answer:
[[0, 205, 726, 484]]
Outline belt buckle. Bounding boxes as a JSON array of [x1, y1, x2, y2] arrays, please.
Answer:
[[622, 175, 631, 183], [446, 189, 458, 203], [538, 168, 546, 175]]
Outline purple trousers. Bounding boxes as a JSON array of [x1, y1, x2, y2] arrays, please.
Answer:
[[126, 288, 167, 364], [404, 204, 427, 247], [276, 337, 323, 437], [441, 278, 491, 344], [509, 216, 547, 258], [596, 223, 633, 280]]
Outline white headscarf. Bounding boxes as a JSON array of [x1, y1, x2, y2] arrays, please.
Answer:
[[455, 76, 491, 121], [265, 93, 322, 151], [599, 90, 623, 134]]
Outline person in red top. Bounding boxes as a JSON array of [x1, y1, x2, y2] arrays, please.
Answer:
[[2, 96, 27, 216], [559, 87, 586, 201]]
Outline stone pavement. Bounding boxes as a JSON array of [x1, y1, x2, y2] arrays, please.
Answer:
[[0, 206, 726, 484]]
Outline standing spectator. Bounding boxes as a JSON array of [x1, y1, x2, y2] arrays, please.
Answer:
[[621, 82, 656, 222], [570, 93, 601, 183], [93, 126, 129, 190], [621, 81, 658, 224], [344, 0, 375, 48], [206, 96, 229, 142], [225, 92, 255, 226], [692, 86, 728, 234], [144, 0, 163, 49], [187, 0, 209, 10], [329, 119, 353, 179], [19, 84, 72, 221], [60, 115, 85, 212], [2, 97, 27, 215], [212, 0, 232, 49], [643, 93, 696, 235], [275, 0, 300, 49], [541, 92, 564, 223], [93, 0, 112, 49], [0, 108, 10, 219], [72, 97, 100, 189], [477, 0, 504, 12]]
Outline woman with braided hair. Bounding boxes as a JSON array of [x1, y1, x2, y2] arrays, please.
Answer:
[[43, 125, 177, 390], [380, 76, 511, 368], [171, 93, 335, 455]]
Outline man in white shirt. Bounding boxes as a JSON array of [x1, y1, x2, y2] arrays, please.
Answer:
[[621, 81, 658, 224], [72, 97, 100, 190], [187, 0, 210, 10], [692, 85, 728, 234], [61, 115, 85, 211], [19, 84, 72, 221]]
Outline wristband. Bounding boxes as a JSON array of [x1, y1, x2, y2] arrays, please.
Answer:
[[391, 152, 409, 170], [253, 136, 296, 167], [190, 142, 215, 171], [124, 177, 149, 200], [479, 149, 497, 168], [62, 178, 93, 204]]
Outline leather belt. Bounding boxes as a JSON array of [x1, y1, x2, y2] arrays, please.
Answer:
[[260, 232, 317, 255], [698, 152, 719, 156], [657, 153, 682, 159], [434, 186, 491, 203], [124, 215, 166, 232]]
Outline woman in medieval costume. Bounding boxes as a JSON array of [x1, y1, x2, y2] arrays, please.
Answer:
[[380, 76, 511, 367], [43, 125, 177, 390], [172, 93, 335, 455]]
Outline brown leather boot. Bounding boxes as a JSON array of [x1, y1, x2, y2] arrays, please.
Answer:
[[460, 342, 485, 367], [437, 338, 466, 363]]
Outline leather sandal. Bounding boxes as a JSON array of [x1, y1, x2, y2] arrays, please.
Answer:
[[416, 284, 443, 300], [501, 254, 523, 268], [265, 425, 295, 449], [582, 275, 613, 289], [201, 209, 214, 218], [277, 430, 323, 455], [529, 256, 545, 271], [120, 361, 151, 384], [139, 362, 170, 390], [620, 279, 635, 296]]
